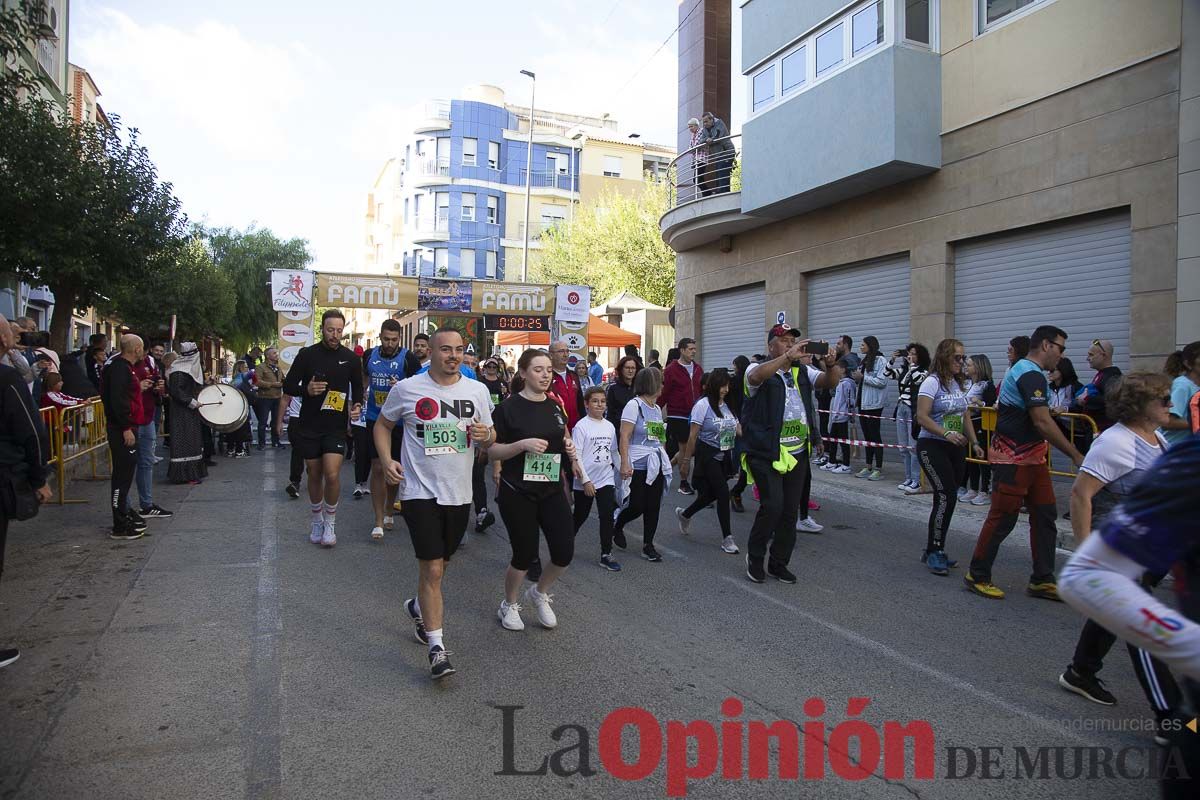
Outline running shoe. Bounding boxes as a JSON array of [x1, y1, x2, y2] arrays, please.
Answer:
[[970, 492, 991, 506], [612, 529, 627, 550], [855, 467, 872, 478], [109, 520, 145, 541], [767, 562, 796, 584], [125, 509, 147, 531], [405, 598, 428, 645], [956, 486, 968, 498], [310, 520, 323, 544], [371, 526, 384, 541], [867, 469, 883, 481], [428, 646, 455, 680], [832, 465, 852, 474], [730, 494, 744, 513], [796, 517, 823, 534], [1027, 581, 1062, 602], [925, 550, 950, 576], [1058, 666, 1116, 706], [642, 545, 662, 563], [383, 515, 394, 531], [918, 550, 957, 568], [361, 485, 371, 495], [721, 536, 740, 554], [961, 490, 978, 503], [0, 648, 19, 668], [599, 554, 622, 572], [353, 484, 364, 499], [963, 574, 1005, 599], [475, 509, 495, 533], [286, 483, 300, 499], [498, 600, 525, 631], [746, 556, 766, 584], [812, 454, 828, 466], [902, 483, 922, 495], [320, 525, 337, 548], [897, 482, 912, 491], [674, 507, 691, 535], [140, 504, 173, 518], [678, 479, 695, 496], [523, 585, 557, 628]]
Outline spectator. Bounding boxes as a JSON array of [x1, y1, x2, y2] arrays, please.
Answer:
[[254, 347, 284, 449], [855, 335, 888, 480], [698, 111, 734, 195], [822, 359, 857, 474], [40, 372, 85, 414], [227, 361, 254, 457], [647, 349, 661, 370], [961, 354, 996, 505], [661, 337, 702, 495], [1049, 356, 1083, 412], [575, 359, 594, 391], [131, 339, 170, 518], [242, 346, 263, 371], [1077, 339, 1122, 435], [586, 352, 604, 387], [1007, 336, 1030, 367], [686, 117, 707, 200], [0, 312, 53, 669], [624, 344, 645, 371], [835, 335, 861, 372], [888, 343, 930, 494], [1164, 341, 1200, 447], [1, 323, 34, 395], [547, 340, 584, 431], [100, 335, 149, 539], [88, 347, 107, 395]]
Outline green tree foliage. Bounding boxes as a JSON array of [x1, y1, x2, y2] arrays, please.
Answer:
[[532, 180, 676, 309]]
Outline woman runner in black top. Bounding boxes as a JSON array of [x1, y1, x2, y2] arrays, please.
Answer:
[[490, 349, 582, 632]]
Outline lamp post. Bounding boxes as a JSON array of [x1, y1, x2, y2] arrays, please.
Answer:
[[520, 69, 536, 283]]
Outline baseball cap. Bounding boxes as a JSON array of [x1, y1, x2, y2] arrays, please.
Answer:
[[768, 324, 802, 341]]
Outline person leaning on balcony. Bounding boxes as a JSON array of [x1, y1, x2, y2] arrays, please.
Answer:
[[686, 117, 707, 198], [699, 112, 734, 195]]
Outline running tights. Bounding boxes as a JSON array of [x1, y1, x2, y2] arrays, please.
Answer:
[[916, 437, 965, 554], [573, 484, 616, 555]]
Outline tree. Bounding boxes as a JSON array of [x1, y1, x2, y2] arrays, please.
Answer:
[[204, 226, 312, 356], [532, 180, 676, 309]]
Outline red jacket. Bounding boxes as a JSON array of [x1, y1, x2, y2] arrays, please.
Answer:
[[550, 370, 584, 431], [132, 357, 161, 426], [660, 359, 702, 418]]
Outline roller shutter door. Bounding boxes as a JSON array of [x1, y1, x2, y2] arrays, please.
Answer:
[[698, 284, 766, 372], [954, 213, 1131, 380], [807, 255, 911, 460]]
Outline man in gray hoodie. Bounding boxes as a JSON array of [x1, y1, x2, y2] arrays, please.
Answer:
[[699, 112, 734, 195]]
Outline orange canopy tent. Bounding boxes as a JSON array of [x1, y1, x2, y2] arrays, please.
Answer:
[[495, 314, 641, 348]]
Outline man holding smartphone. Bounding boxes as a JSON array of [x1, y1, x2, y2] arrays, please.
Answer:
[[282, 309, 364, 548]]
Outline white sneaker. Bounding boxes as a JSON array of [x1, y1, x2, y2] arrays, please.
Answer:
[[961, 490, 978, 503], [821, 462, 836, 471], [970, 492, 991, 506], [353, 484, 365, 498], [833, 465, 852, 474], [382, 515, 394, 530], [310, 519, 323, 544], [956, 486, 968, 498], [361, 485, 371, 495], [320, 524, 336, 548], [675, 507, 691, 535], [523, 585, 557, 629], [902, 483, 922, 495], [796, 517, 824, 533], [721, 536, 739, 554], [498, 600, 525, 631], [897, 482, 911, 491], [370, 525, 384, 540]]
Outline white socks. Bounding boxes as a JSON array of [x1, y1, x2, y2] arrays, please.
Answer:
[[322, 502, 337, 528], [427, 628, 443, 651]]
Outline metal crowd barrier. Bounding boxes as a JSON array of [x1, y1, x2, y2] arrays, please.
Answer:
[[967, 407, 1097, 478], [40, 399, 111, 504]]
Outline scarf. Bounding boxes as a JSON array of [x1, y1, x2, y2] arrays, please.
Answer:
[[168, 341, 205, 385]]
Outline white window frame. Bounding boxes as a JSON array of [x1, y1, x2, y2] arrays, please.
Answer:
[[602, 155, 623, 178], [486, 195, 498, 225], [548, 152, 568, 176], [975, 0, 1055, 35], [485, 250, 497, 279], [899, 0, 938, 48], [745, 0, 892, 122], [461, 192, 476, 222], [463, 137, 478, 166], [459, 248, 475, 277], [488, 141, 500, 170], [434, 248, 449, 276]]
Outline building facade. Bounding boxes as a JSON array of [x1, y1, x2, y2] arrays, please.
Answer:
[[365, 84, 673, 281], [663, 0, 1196, 387]]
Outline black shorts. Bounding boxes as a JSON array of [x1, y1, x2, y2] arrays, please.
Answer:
[[666, 417, 690, 458], [401, 499, 471, 561], [293, 429, 348, 460], [365, 418, 404, 461]]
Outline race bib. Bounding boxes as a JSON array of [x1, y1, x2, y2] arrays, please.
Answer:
[[321, 390, 346, 413], [645, 420, 665, 444], [490, 393, 500, 407], [780, 418, 809, 448], [373, 389, 390, 409], [943, 414, 963, 434], [523, 452, 561, 482], [718, 426, 735, 451], [422, 420, 467, 455]]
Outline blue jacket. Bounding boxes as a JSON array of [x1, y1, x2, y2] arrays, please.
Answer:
[[859, 355, 889, 411]]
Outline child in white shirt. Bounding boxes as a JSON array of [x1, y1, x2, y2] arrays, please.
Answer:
[[571, 387, 621, 571]]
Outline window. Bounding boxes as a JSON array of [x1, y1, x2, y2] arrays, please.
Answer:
[[852, 1, 883, 55], [905, 0, 930, 44], [434, 248, 449, 277], [548, 152, 568, 175], [781, 47, 806, 94], [603, 155, 622, 178], [436, 192, 449, 229], [463, 137, 477, 166], [488, 141, 500, 170], [981, 0, 1046, 29], [402, 250, 408, 274], [414, 193, 422, 217], [459, 248, 475, 277], [404, 197, 409, 223], [752, 65, 776, 112], [816, 22, 844, 75], [485, 250, 497, 279], [487, 196, 498, 224], [461, 192, 476, 222], [415, 139, 425, 156], [405, 144, 410, 168]]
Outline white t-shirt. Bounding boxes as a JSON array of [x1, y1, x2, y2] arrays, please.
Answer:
[[572, 415, 616, 490], [690, 397, 736, 452], [379, 372, 493, 505], [621, 397, 664, 469], [681, 361, 695, 377], [917, 375, 970, 440], [1080, 423, 1168, 525]]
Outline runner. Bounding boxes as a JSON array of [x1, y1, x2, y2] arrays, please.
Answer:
[[740, 325, 838, 584], [914, 339, 982, 575], [675, 368, 740, 555], [964, 325, 1084, 600], [412, 333, 431, 370], [473, 357, 508, 532], [374, 328, 493, 679], [281, 310, 364, 548], [571, 386, 620, 571], [363, 319, 420, 541], [614, 367, 671, 562], [490, 349, 583, 631]]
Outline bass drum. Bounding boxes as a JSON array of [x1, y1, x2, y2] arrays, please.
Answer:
[[197, 384, 249, 433]]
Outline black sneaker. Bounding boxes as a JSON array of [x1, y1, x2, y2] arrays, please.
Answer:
[[285, 483, 300, 499], [730, 494, 745, 513], [125, 511, 148, 532], [767, 562, 797, 584], [1058, 666, 1116, 705], [405, 598, 428, 645], [110, 520, 146, 541], [140, 504, 173, 518], [526, 558, 543, 584], [475, 509, 495, 533], [612, 529, 627, 550], [642, 544, 662, 562], [428, 646, 455, 680], [678, 479, 695, 496], [746, 556, 766, 583], [0, 648, 19, 668]]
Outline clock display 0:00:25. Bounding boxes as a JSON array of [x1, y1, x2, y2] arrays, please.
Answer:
[[484, 314, 549, 331]]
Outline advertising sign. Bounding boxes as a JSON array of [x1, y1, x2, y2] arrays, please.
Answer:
[[553, 319, 588, 368], [554, 284, 591, 324], [471, 282, 556, 315], [276, 309, 313, 370], [418, 277, 473, 312], [271, 269, 316, 312], [315, 273, 418, 309]]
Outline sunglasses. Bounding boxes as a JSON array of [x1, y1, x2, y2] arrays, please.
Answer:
[[952, 354, 966, 363]]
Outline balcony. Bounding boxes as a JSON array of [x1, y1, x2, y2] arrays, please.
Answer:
[[516, 169, 578, 195], [414, 100, 451, 133], [412, 156, 451, 188], [411, 213, 449, 243]]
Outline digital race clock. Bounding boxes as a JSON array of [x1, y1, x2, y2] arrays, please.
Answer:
[[483, 314, 550, 331]]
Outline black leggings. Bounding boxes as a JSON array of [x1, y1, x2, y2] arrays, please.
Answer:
[[964, 460, 992, 493], [861, 409, 883, 469], [615, 470, 665, 546], [916, 438, 966, 553], [498, 482, 574, 570], [108, 430, 138, 523], [573, 484, 616, 555], [352, 425, 370, 484], [682, 450, 731, 538], [287, 422, 305, 485], [473, 457, 488, 513], [830, 421, 851, 465]]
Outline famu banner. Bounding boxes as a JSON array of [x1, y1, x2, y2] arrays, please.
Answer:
[[315, 273, 419, 309], [470, 281, 556, 315]]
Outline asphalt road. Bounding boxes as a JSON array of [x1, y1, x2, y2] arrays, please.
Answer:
[[0, 449, 1184, 799]]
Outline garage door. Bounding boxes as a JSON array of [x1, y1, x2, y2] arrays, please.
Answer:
[[954, 212, 1131, 381], [807, 255, 912, 459], [698, 283, 766, 372]]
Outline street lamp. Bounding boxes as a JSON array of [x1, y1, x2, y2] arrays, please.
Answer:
[[520, 69, 536, 283]]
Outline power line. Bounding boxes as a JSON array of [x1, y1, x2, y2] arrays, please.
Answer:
[[608, 1, 700, 102], [598, 0, 624, 27]]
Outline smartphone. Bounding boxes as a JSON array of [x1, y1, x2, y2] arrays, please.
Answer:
[[313, 371, 327, 383], [803, 341, 829, 356]]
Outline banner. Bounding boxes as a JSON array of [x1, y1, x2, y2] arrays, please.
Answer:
[[554, 284, 591, 323], [470, 281, 555, 315], [315, 273, 418, 309], [271, 269, 316, 312], [418, 277, 473, 312], [554, 319, 588, 369], [277, 309, 313, 370], [425, 315, 482, 356]]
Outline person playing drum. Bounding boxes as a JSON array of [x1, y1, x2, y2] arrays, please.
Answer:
[[166, 342, 210, 485]]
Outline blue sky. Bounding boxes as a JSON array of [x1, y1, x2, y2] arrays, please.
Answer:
[[69, 0, 743, 271]]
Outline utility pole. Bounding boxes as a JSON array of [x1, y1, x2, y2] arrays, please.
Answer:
[[520, 69, 536, 283]]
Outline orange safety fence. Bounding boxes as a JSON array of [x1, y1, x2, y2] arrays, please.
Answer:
[[40, 399, 111, 504]]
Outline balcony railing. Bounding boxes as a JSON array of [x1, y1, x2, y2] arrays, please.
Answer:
[[665, 134, 741, 210], [517, 220, 565, 241], [411, 213, 450, 239], [424, 100, 451, 121], [515, 169, 578, 192], [418, 156, 451, 178]]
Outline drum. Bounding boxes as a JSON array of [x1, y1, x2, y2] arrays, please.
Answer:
[[197, 384, 249, 433]]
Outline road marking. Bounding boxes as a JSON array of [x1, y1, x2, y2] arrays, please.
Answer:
[[723, 577, 1095, 747], [248, 467, 283, 798]]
